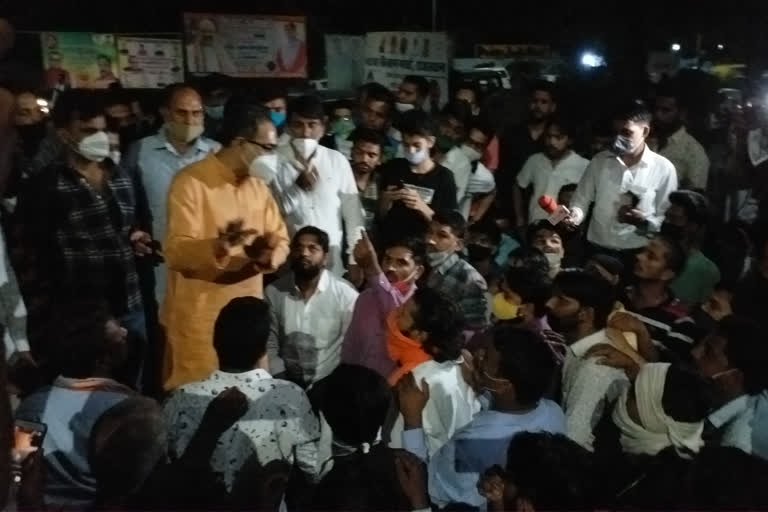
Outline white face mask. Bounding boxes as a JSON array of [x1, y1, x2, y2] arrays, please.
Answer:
[[545, 252, 563, 270], [109, 150, 121, 165], [405, 147, 429, 166], [292, 137, 319, 160], [395, 102, 415, 113], [77, 131, 110, 162], [460, 144, 482, 162], [249, 153, 279, 180]]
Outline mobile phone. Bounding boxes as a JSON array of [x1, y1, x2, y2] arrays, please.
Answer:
[[396, 179, 405, 190], [12, 420, 46, 483]]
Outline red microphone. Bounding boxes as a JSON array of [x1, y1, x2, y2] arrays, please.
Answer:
[[538, 195, 570, 225], [538, 195, 559, 214]]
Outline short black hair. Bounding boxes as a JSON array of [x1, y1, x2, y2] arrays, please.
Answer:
[[160, 82, 201, 108], [508, 246, 550, 278], [402, 75, 430, 99], [668, 190, 710, 226], [386, 236, 427, 268], [503, 266, 553, 318], [455, 83, 478, 99], [530, 79, 557, 102], [309, 364, 391, 447], [526, 219, 566, 247], [717, 315, 768, 394], [586, 253, 624, 280], [51, 89, 105, 128], [398, 109, 436, 138], [349, 127, 385, 149], [330, 99, 356, 113], [213, 297, 271, 370], [468, 219, 502, 246], [359, 81, 390, 98], [654, 234, 687, 275], [467, 117, 495, 141], [553, 269, 615, 329], [615, 98, 652, 125], [655, 79, 684, 107], [440, 100, 472, 128], [493, 326, 556, 406], [104, 89, 134, 109], [197, 72, 231, 96], [255, 87, 287, 105], [219, 95, 272, 145], [288, 94, 325, 122], [662, 364, 710, 423], [432, 209, 467, 240], [505, 432, 596, 511], [547, 114, 578, 139], [412, 288, 464, 362], [53, 299, 115, 378], [292, 226, 330, 254]]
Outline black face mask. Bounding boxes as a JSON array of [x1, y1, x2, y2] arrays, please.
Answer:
[[16, 123, 47, 157], [547, 309, 580, 336], [467, 243, 494, 262]]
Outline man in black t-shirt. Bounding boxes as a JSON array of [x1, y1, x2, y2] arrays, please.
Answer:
[[378, 110, 457, 242]]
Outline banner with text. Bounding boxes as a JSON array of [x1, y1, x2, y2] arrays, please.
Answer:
[[325, 34, 365, 90], [117, 37, 184, 89], [41, 32, 118, 89], [364, 31, 449, 106], [183, 13, 307, 78]]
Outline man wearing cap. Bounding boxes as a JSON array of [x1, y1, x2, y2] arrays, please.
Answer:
[[662, 190, 720, 305]]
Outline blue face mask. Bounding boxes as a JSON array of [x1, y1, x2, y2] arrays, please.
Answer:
[[270, 110, 287, 128], [204, 105, 225, 120]]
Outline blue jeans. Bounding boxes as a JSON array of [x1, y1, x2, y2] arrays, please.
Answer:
[[119, 310, 148, 391]]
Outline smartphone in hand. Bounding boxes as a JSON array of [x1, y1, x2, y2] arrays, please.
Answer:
[[12, 420, 46, 484]]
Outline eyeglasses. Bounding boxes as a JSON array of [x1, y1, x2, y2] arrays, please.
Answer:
[[245, 139, 278, 152]]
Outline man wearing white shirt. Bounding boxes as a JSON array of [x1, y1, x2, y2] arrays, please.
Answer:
[[269, 95, 364, 275], [265, 227, 359, 386], [569, 100, 678, 254], [516, 116, 589, 225]]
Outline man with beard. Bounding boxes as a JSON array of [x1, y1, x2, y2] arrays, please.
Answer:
[[650, 82, 710, 190], [515, 115, 588, 226], [265, 226, 359, 386], [14, 91, 46, 161], [348, 127, 383, 232], [546, 269, 644, 451], [497, 80, 558, 223]]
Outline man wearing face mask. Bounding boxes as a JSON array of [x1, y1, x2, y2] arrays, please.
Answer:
[[527, 220, 566, 279], [432, 101, 473, 211], [14, 91, 47, 161], [396, 75, 430, 114], [15, 91, 154, 388], [328, 100, 356, 158], [125, 84, 220, 305], [568, 100, 678, 258], [425, 210, 489, 332], [259, 89, 288, 139], [459, 121, 497, 222], [663, 191, 720, 306], [265, 227, 358, 386], [378, 110, 458, 242], [199, 74, 231, 141], [160, 99, 289, 390], [546, 270, 641, 451], [691, 315, 768, 460], [272, 95, 364, 276], [466, 220, 502, 290]]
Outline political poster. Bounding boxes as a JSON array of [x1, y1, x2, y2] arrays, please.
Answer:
[[183, 13, 307, 78], [41, 32, 118, 89], [364, 31, 450, 107], [116, 37, 184, 89], [325, 34, 365, 90]]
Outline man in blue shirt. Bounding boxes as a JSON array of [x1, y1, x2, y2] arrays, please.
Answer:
[[398, 325, 565, 509]]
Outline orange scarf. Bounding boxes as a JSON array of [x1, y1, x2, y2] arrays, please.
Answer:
[[386, 311, 431, 386]]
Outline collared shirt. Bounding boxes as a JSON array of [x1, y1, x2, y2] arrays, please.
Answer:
[[15, 161, 142, 316], [357, 174, 380, 232], [342, 272, 414, 378], [427, 253, 489, 331], [389, 359, 482, 457], [15, 377, 132, 507], [517, 150, 589, 222], [403, 399, 565, 509], [571, 147, 678, 250], [272, 144, 364, 275], [128, 131, 220, 302], [562, 329, 630, 451], [441, 146, 472, 206], [650, 126, 710, 189], [265, 269, 359, 385], [164, 368, 322, 490], [708, 391, 768, 460]]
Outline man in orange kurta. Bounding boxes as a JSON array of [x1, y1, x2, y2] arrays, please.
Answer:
[[161, 102, 289, 390]]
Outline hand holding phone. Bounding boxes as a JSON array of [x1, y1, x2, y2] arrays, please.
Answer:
[[12, 420, 46, 484]]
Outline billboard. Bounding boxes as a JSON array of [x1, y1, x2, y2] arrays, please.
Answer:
[[41, 32, 118, 89], [183, 13, 307, 78], [117, 37, 184, 89]]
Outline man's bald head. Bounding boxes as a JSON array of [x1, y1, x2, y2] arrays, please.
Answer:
[[160, 84, 204, 126]]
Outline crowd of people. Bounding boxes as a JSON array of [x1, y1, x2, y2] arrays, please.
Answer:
[[0, 46, 768, 511]]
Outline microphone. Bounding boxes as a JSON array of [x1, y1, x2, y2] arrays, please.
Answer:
[[538, 195, 570, 225]]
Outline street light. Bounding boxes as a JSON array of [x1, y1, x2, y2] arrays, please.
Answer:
[[717, 43, 724, 50], [671, 43, 681, 52], [580, 52, 604, 68]]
